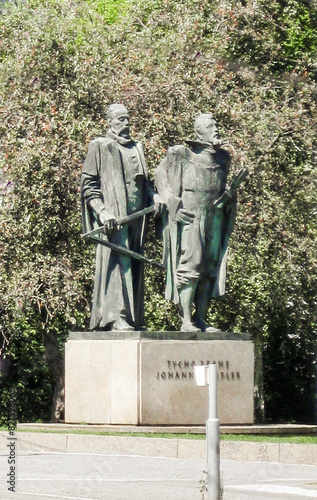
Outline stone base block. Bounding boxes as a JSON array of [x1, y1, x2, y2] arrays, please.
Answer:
[[65, 331, 254, 425]]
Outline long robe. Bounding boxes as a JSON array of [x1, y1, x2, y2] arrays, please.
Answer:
[[155, 144, 237, 305], [81, 135, 152, 330]]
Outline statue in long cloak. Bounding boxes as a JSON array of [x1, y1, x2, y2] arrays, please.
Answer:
[[81, 104, 155, 331], [155, 113, 247, 332]]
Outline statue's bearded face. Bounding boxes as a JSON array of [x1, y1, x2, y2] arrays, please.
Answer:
[[197, 118, 221, 146], [110, 111, 130, 138]]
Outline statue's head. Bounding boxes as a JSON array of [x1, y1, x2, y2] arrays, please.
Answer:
[[106, 104, 130, 139], [194, 114, 222, 147]]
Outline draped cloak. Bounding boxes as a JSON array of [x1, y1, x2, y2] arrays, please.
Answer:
[[155, 144, 237, 305], [81, 136, 152, 330]]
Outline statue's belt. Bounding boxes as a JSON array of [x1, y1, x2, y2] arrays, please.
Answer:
[[83, 206, 165, 269]]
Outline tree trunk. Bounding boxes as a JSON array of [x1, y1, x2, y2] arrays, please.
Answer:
[[254, 333, 265, 423], [42, 330, 65, 422]]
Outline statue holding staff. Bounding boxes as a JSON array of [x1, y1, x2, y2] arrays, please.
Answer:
[[81, 104, 162, 331]]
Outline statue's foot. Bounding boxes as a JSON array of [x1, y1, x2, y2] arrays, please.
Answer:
[[194, 318, 221, 333], [112, 317, 134, 331], [181, 320, 201, 333], [204, 325, 222, 333]]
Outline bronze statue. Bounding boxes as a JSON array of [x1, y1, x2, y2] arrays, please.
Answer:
[[155, 113, 247, 332], [81, 104, 160, 331]]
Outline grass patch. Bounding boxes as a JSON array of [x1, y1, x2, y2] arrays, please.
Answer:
[[12, 428, 206, 440], [221, 434, 317, 444], [2, 426, 316, 444]]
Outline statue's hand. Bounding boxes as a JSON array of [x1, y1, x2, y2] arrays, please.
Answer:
[[176, 208, 195, 225], [153, 194, 166, 215], [230, 168, 249, 191], [99, 210, 118, 233]]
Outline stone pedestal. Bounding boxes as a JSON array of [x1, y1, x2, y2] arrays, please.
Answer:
[[65, 331, 254, 425]]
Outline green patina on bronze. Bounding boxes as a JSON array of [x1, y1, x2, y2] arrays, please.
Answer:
[[155, 114, 247, 333], [81, 104, 157, 332]]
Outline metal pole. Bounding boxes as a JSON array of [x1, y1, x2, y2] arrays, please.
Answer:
[[207, 363, 220, 500]]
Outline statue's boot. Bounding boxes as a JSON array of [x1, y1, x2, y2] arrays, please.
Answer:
[[204, 325, 222, 333], [181, 320, 201, 332], [178, 282, 201, 332], [194, 279, 220, 333], [194, 317, 222, 333], [112, 316, 134, 331]]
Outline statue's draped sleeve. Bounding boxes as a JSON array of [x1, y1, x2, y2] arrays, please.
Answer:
[[81, 139, 105, 235], [155, 146, 188, 302]]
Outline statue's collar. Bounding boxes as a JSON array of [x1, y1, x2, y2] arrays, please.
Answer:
[[106, 129, 133, 146], [185, 140, 219, 154]]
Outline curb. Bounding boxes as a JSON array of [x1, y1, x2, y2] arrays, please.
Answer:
[[1, 431, 316, 466], [17, 422, 317, 435]]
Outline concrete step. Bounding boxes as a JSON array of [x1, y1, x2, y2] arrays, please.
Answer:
[[1, 426, 316, 466]]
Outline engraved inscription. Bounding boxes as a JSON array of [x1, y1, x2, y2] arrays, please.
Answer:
[[155, 360, 241, 382]]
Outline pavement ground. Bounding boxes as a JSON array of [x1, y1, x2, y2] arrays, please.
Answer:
[[1, 450, 317, 500]]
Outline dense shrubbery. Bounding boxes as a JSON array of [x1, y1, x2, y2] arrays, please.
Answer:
[[0, 0, 316, 423]]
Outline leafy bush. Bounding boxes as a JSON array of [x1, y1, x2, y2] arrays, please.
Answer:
[[0, 0, 316, 423]]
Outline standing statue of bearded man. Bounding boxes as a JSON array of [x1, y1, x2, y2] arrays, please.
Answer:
[[155, 113, 247, 332], [81, 104, 160, 331]]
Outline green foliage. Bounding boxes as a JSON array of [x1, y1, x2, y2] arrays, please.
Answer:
[[0, 319, 54, 425], [0, 0, 316, 423], [85, 0, 128, 23], [279, 2, 317, 72], [205, 0, 317, 78]]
